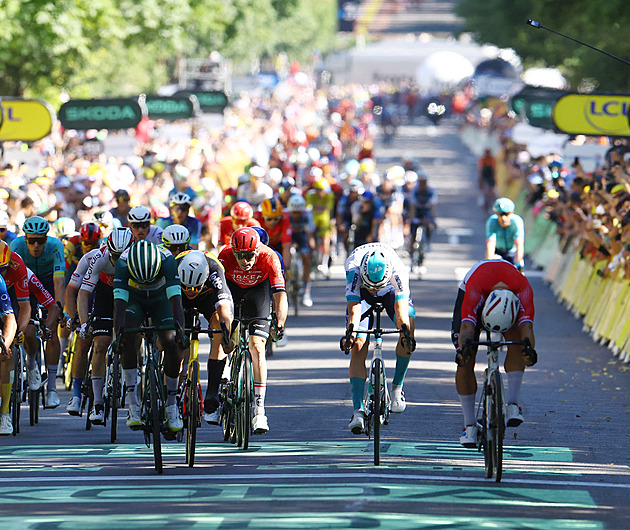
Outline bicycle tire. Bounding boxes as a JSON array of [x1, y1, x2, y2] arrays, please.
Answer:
[[29, 389, 38, 426], [12, 349, 21, 435], [186, 361, 200, 467], [491, 370, 504, 482], [236, 355, 245, 448], [148, 363, 163, 474], [84, 374, 94, 431], [220, 377, 232, 442], [481, 383, 493, 479], [64, 335, 76, 392], [372, 358, 382, 466], [241, 351, 252, 450], [110, 349, 120, 444]]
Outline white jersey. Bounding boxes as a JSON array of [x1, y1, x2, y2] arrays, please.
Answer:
[[68, 248, 103, 289], [344, 242, 410, 303], [146, 225, 163, 245], [237, 182, 273, 210], [81, 247, 116, 291]]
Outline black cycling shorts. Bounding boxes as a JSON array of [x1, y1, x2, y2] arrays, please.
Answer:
[[227, 279, 271, 339], [91, 282, 114, 336]]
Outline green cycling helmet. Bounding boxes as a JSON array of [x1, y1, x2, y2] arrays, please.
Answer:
[[127, 240, 161, 283], [23, 215, 50, 235], [493, 198, 515, 214]]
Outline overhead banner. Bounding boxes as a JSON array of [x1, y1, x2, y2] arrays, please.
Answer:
[[140, 94, 200, 121], [173, 90, 228, 113], [59, 98, 145, 130], [510, 86, 566, 130], [553, 93, 630, 136], [0, 98, 55, 141]]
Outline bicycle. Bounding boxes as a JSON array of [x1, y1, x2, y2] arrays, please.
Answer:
[[409, 220, 426, 277], [63, 325, 79, 392], [288, 246, 302, 317], [80, 342, 95, 431], [10, 343, 25, 435], [103, 342, 122, 443], [29, 305, 48, 422], [343, 302, 412, 466], [182, 313, 226, 467], [467, 333, 533, 482]]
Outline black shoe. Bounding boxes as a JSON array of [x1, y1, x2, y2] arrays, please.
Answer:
[[204, 394, 219, 414]]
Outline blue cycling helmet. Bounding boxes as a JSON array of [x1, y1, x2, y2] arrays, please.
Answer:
[[493, 198, 515, 214], [359, 249, 393, 291], [252, 226, 270, 246], [23, 215, 49, 235], [361, 190, 374, 201]]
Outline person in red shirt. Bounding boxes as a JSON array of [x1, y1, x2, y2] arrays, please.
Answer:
[[218, 227, 288, 435], [218, 201, 260, 251], [254, 198, 292, 274], [451, 259, 537, 448]]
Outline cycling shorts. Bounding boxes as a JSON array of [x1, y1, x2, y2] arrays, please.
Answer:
[[227, 279, 271, 340], [182, 288, 228, 327], [292, 232, 311, 255], [91, 282, 114, 336], [124, 289, 175, 331]]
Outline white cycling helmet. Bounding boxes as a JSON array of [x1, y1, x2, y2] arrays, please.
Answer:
[[359, 249, 393, 291], [178, 250, 210, 290], [93, 210, 114, 228], [107, 227, 134, 254], [287, 195, 306, 212], [128, 205, 151, 224], [162, 224, 190, 246], [53, 217, 76, 238], [481, 289, 520, 333], [170, 192, 192, 207]]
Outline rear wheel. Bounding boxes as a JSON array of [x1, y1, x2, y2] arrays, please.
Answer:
[[241, 352, 252, 450], [64, 335, 76, 391], [491, 370, 504, 482], [481, 385, 493, 478], [29, 389, 38, 426], [12, 349, 22, 435], [372, 358, 382, 466], [109, 350, 120, 443], [83, 373, 94, 431], [186, 361, 199, 467], [148, 364, 163, 474]]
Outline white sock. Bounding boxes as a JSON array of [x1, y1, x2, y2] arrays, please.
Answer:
[[123, 369, 138, 406], [254, 382, 266, 414], [506, 371, 524, 405], [458, 393, 476, 427]]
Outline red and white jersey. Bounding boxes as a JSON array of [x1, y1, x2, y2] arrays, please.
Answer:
[[218, 245, 285, 292], [26, 268, 55, 309], [459, 260, 534, 327], [68, 248, 103, 289], [80, 246, 116, 292]]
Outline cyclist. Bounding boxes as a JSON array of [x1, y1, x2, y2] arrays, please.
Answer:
[[10, 216, 65, 408], [218, 227, 288, 434], [276, 176, 296, 208], [155, 192, 202, 249], [176, 249, 233, 425], [52, 217, 77, 246], [478, 148, 496, 211], [287, 195, 315, 307], [451, 259, 537, 447], [127, 205, 163, 245], [237, 165, 273, 209], [93, 209, 118, 236], [109, 189, 131, 227], [113, 240, 187, 432], [64, 222, 102, 281], [73, 227, 134, 424], [351, 191, 383, 248], [404, 171, 438, 254], [254, 198, 292, 276], [341, 243, 416, 434], [0, 272, 18, 434], [305, 178, 335, 278], [161, 224, 192, 258], [218, 201, 260, 251], [0, 211, 17, 245], [486, 198, 525, 272], [336, 179, 364, 256]]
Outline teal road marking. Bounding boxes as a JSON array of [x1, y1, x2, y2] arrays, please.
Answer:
[[0, 483, 596, 508], [0, 513, 606, 530]]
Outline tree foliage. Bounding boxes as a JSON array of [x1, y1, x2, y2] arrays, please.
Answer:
[[0, 0, 338, 101], [455, 0, 630, 91]]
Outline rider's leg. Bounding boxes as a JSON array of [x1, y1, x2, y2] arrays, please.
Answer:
[[348, 336, 369, 411], [92, 335, 110, 406], [161, 329, 183, 407], [205, 310, 227, 413]]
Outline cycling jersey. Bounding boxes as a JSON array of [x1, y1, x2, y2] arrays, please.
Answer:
[[218, 216, 260, 246], [68, 248, 103, 289], [237, 182, 274, 209], [253, 212, 292, 248], [10, 236, 65, 283], [155, 216, 203, 247], [2, 252, 29, 302], [80, 247, 116, 292], [486, 214, 525, 254], [345, 243, 410, 303], [142, 225, 164, 245], [218, 245, 285, 293], [305, 189, 334, 231], [459, 259, 534, 327], [25, 268, 55, 309], [176, 250, 232, 308], [288, 210, 315, 234], [0, 274, 14, 318]]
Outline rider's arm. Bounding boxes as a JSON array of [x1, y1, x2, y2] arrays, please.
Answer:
[[77, 288, 91, 325], [0, 276, 17, 349], [272, 290, 288, 330], [347, 300, 362, 333], [518, 321, 535, 349], [485, 236, 497, 260], [514, 214, 526, 268], [113, 257, 131, 334], [51, 238, 66, 305]]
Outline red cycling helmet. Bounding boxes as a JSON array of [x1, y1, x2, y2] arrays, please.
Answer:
[[79, 222, 102, 243], [231, 227, 260, 252], [230, 201, 253, 222]]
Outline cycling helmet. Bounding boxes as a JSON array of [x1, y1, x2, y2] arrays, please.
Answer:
[[481, 289, 520, 333], [231, 227, 260, 251], [107, 227, 134, 254], [493, 198, 515, 214], [385, 165, 405, 181], [126, 240, 161, 283], [312, 177, 328, 190], [249, 165, 266, 179], [348, 179, 364, 193], [114, 189, 130, 200], [150, 204, 170, 220], [0, 240, 11, 267], [260, 198, 284, 218], [310, 167, 324, 180], [162, 224, 191, 247], [23, 216, 49, 235], [404, 171, 418, 184], [287, 195, 306, 213], [359, 249, 393, 291], [0, 211, 9, 227], [53, 217, 76, 238], [79, 222, 102, 243], [178, 250, 210, 290], [252, 226, 270, 246], [93, 210, 114, 228], [361, 190, 374, 201], [170, 192, 192, 207], [279, 177, 296, 190], [128, 205, 151, 224], [230, 201, 253, 222], [268, 167, 283, 183]]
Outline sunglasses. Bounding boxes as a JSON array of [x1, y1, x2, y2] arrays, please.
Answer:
[[234, 250, 255, 261], [182, 284, 203, 293], [26, 237, 47, 245], [498, 212, 511, 217], [263, 216, 281, 223], [131, 222, 150, 229], [0, 228, 6, 232], [165, 244, 187, 255]]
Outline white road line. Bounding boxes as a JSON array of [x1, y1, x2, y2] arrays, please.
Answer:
[[1, 472, 629, 490]]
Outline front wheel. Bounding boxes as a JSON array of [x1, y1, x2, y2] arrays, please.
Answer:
[[481, 384, 493, 478], [372, 358, 382, 466], [185, 361, 200, 467], [241, 352, 252, 450], [109, 350, 120, 444], [490, 370, 504, 482], [148, 364, 163, 474]]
